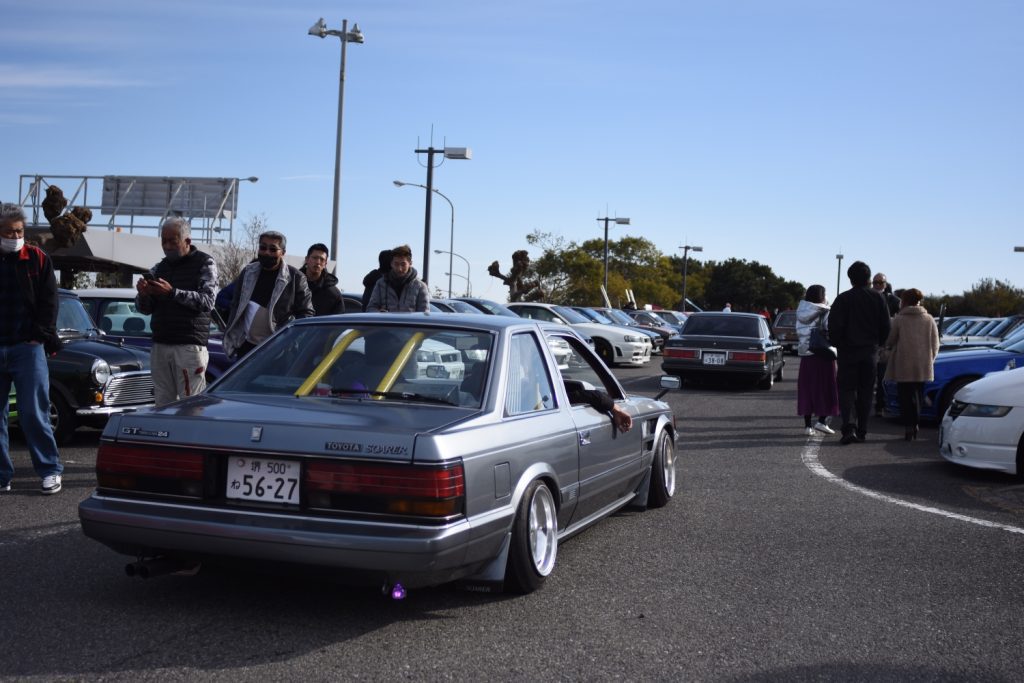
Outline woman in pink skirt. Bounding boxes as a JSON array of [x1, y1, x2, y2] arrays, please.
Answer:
[[796, 284, 840, 435]]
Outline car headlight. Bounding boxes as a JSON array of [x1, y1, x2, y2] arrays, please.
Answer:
[[91, 359, 111, 386], [623, 335, 639, 343], [961, 403, 1012, 418]]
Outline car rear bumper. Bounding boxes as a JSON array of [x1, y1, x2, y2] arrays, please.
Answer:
[[660, 359, 771, 380], [79, 493, 511, 587]]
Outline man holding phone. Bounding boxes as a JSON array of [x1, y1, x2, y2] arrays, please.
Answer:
[[136, 217, 218, 406]]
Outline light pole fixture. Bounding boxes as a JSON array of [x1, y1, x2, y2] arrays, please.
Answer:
[[436, 249, 471, 296], [394, 180, 455, 296], [679, 245, 703, 312], [1015, 246, 1024, 252], [597, 215, 630, 291], [308, 17, 364, 268], [413, 146, 471, 285], [836, 252, 844, 298]]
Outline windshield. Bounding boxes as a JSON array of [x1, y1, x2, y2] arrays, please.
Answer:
[[654, 311, 684, 325], [582, 309, 615, 324], [995, 334, 1024, 352], [57, 296, 99, 337], [552, 306, 590, 324], [604, 309, 633, 325], [214, 323, 494, 409], [683, 315, 761, 337]]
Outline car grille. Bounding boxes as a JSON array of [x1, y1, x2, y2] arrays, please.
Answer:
[[103, 371, 154, 406], [948, 400, 966, 420]]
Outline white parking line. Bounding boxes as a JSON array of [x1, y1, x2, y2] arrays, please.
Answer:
[[801, 435, 1024, 535]]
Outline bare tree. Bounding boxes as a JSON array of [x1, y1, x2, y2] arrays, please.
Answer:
[[210, 213, 268, 287]]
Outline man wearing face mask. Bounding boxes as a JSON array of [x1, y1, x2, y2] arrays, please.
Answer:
[[0, 203, 64, 495], [136, 217, 218, 407], [224, 230, 314, 358]]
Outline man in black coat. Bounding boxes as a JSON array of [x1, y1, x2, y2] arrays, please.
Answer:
[[828, 261, 892, 444], [361, 249, 392, 312], [301, 243, 345, 316]]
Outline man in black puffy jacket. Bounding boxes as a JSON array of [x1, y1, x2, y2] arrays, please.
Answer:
[[137, 217, 217, 407], [301, 243, 345, 316]]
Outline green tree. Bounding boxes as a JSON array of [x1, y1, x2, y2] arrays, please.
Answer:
[[961, 279, 1024, 316], [703, 258, 803, 313]]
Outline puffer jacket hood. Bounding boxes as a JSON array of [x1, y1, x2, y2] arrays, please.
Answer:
[[795, 299, 830, 356]]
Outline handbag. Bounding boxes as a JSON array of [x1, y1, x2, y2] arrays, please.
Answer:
[[809, 326, 837, 360]]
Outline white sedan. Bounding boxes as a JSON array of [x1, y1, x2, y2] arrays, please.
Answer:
[[939, 367, 1024, 475]]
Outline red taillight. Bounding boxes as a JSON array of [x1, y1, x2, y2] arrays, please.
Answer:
[[664, 347, 698, 359], [305, 461, 465, 517], [96, 442, 205, 497], [97, 443, 205, 480], [731, 351, 766, 362]]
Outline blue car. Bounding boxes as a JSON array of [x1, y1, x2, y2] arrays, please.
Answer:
[[884, 334, 1024, 421]]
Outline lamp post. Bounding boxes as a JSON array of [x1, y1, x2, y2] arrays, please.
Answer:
[[444, 272, 473, 296], [213, 176, 258, 243], [679, 244, 703, 312], [597, 215, 630, 291], [836, 253, 844, 298], [308, 17, 364, 267], [394, 180, 455, 296], [1015, 247, 1024, 252], [413, 146, 471, 285], [436, 249, 470, 295]]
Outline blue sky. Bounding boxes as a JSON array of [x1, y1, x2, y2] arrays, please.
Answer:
[[1, 0, 1021, 303]]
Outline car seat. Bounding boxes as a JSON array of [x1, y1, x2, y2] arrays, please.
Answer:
[[100, 317, 113, 333], [123, 317, 146, 333]]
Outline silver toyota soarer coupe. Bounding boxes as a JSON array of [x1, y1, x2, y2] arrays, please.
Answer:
[[79, 313, 679, 595]]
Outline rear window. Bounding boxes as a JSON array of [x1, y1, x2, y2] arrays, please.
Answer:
[[774, 312, 796, 328], [684, 316, 760, 337]]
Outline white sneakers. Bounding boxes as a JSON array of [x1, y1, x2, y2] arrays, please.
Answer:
[[0, 481, 10, 492], [41, 474, 62, 495], [814, 422, 836, 435], [804, 427, 815, 436]]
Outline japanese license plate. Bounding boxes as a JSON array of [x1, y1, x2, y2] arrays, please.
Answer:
[[702, 353, 726, 366], [226, 456, 300, 505]]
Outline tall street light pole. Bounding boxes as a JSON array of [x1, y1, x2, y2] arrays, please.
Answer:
[[394, 180, 455, 296], [308, 17, 364, 267], [679, 244, 703, 312], [436, 249, 470, 295], [597, 215, 630, 292], [413, 146, 470, 285], [836, 252, 844, 299]]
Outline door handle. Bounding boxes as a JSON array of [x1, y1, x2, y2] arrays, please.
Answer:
[[579, 430, 591, 446]]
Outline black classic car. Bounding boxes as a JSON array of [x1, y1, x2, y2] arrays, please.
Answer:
[[46, 290, 155, 442], [661, 312, 785, 389]]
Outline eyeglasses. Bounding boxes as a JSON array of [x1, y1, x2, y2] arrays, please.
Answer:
[[872, 280, 885, 286], [258, 243, 282, 253]]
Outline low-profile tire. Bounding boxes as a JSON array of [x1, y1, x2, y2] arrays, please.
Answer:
[[595, 338, 614, 367], [505, 480, 558, 594], [49, 393, 76, 445], [757, 371, 774, 390], [774, 364, 784, 382], [938, 377, 977, 420], [647, 430, 676, 508]]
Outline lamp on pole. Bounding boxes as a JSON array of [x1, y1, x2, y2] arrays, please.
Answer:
[[412, 146, 471, 285], [679, 244, 703, 312], [597, 215, 630, 291], [1015, 246, 1024, 252], [394, 180, 455, 296], [308, 17, 364, 267], [436, 249, 470, 295], [444, 272, 473, 296], [836, 252, 844, 298]]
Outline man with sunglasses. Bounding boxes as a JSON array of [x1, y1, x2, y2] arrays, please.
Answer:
[[223, 231, 314, 359]]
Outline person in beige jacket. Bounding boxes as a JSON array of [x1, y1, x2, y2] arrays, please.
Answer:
[[883, 288, 939, 439]]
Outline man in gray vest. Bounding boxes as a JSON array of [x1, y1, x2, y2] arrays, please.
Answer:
[[136, 217, 218, 407]]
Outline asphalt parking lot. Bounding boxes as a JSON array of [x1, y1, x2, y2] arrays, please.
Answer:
[[2, 356, 1023, 680]]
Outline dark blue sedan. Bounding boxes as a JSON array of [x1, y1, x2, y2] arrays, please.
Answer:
[[884, 334, 1024, 421]]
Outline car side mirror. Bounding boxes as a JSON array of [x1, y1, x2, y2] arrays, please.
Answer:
[[655, 375, 681, 400]]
